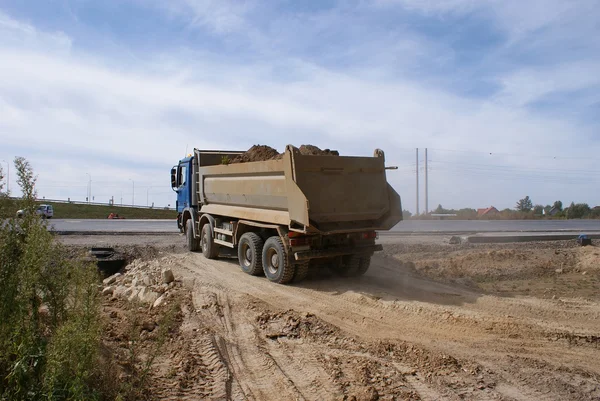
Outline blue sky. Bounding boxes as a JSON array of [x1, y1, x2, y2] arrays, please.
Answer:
[[0, 0, 599, 212]]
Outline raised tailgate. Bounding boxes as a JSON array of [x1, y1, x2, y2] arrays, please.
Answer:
[[292, 154, 389, 224]]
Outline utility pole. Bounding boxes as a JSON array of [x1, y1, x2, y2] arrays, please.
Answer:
[[415, 148, 419, 216], [86, 173, 91, 203], [129, 179, 135, 206], [425, 148, 429, 215], [1, 160, 8, 193]]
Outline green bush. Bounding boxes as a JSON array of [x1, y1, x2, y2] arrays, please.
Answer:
[[566, 202, 591, 219], [0, 166, 14, 219], [0, 158, 102, 401]]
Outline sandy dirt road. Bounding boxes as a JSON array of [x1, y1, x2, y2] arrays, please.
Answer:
[[103, 240, 597, 401], [84, 235, 600, 400]]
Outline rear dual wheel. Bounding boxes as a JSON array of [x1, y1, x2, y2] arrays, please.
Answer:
[[262, 236, 295, 284], [236, 234, 309, 284], [292, 261, 310, 282], [335, 255, 371, 277]]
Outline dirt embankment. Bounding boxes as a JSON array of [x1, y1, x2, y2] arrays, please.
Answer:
[[230, 144, 340, 163], [89, 240, 600, 400], [385, 241, 600, 299]]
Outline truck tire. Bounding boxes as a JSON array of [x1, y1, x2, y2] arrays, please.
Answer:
[[336, 255, 371, 277], [356, 256, 371, 276], [186, 220, 200, 252], [201, 223, 219, 259], [262, 236, 295, 284], [238, 232, 264, 276], [292, 262, 310, 283], [336, 255, 360, 277]]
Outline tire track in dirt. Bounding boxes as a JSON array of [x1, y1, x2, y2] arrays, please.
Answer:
[[191, 281, 307, 400], [265, 341, 345, 401], [184, 268, 475, 399], [167, 300, 234, 400], [172, 253, 600, 400]]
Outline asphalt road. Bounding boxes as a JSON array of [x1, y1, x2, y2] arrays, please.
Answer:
[[48, 219, 600, 234], [49, 219, 179, 233], [390, 219, 600, 233]]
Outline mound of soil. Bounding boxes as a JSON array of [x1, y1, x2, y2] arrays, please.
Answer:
[[230, 144, 340, 164], [230, 145, 282, 164], [298, 145, 339, 156]]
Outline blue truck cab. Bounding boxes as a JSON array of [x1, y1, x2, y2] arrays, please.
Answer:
[[171, 155, 194, 232]]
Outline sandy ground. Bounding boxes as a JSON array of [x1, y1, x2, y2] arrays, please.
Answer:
[[69, 235, 600, 400]]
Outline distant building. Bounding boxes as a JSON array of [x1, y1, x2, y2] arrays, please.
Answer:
[[548, 206, 561, 216], [477, 206, 499, 218]]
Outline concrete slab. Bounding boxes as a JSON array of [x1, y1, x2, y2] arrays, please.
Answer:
[[466, 232, 600, 244]]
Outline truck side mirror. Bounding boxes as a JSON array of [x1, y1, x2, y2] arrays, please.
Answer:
[[170, 167, 177, 188]]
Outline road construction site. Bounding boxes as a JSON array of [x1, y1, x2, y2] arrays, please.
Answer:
[[65, 234, 600, 401]]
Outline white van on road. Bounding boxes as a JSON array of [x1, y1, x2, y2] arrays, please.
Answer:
[[16, 204, 54, 219]]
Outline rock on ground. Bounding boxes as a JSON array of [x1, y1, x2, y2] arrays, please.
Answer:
[[162, 269, 175, 284], [139, 287, 160, 305], [449, 236, 462, 244], [153, 294, 167, 309], [103, 273, 121, 286], [128, 288, 140, 303]]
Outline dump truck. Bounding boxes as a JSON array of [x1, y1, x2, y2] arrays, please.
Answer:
[[171, 145, 402, 284]]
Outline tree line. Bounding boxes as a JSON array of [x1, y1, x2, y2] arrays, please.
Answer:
[[403, 197, 599, 220], [514, 196, 599, 219]]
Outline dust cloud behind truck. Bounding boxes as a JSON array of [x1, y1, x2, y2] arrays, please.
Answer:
[[171, 145, 402, 284]]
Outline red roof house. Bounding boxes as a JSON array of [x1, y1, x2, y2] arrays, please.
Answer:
[[477, 206, 499, 218]]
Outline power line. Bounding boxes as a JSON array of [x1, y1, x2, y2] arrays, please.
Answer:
[[431, 166, 600, 185], [429, 147, 598, 161], [430, 160, 600, 175]]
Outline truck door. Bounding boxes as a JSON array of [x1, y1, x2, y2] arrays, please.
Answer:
[[175, 160, 191, 213]]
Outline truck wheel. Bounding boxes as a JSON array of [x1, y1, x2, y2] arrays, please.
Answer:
[[238, 232, 264, 275], [186, 220, 200, 252], [356, 256, 372, 276], [293, 262, 310, 283], [262, 236, 295, 284], [335, 255, 361, 277], [336, 255, 371, 277], [201, 224, 219, 259]]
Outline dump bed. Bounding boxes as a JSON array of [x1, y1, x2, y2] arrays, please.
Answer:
[[195, 145, 402, 234]]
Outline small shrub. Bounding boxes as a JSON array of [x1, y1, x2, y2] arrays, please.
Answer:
[[0, 157, 102, 401]]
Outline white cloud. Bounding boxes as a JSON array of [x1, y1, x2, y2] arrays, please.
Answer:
[[0, 10, 72, 52], [374, 0, 595, 43], [154, 0, 256, 34], [375, 0, 479, 15], [495, 62, 600, 107], [1, 6, 599, 211], [2, 43, 597, 209]]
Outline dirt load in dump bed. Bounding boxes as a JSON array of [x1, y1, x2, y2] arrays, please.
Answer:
[[230, 145, 282, 163], [298, 144, 340, 156], [230, 144, 340, 163]]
